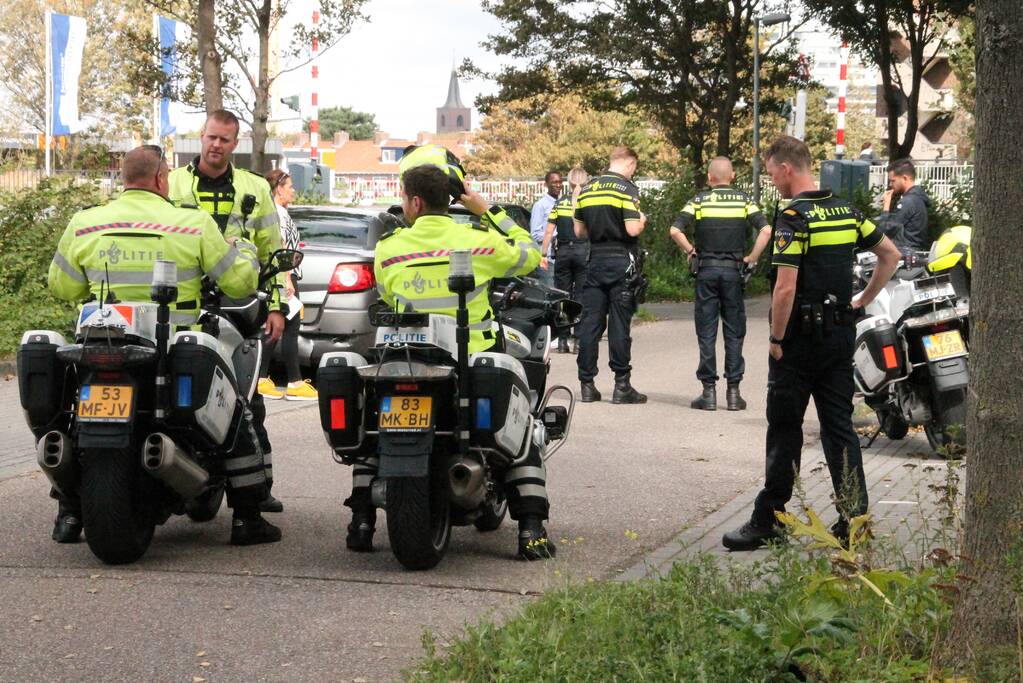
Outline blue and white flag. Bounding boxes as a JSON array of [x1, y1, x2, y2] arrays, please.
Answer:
[[50, 12, 87, 136], [157, 16, 189, 137]]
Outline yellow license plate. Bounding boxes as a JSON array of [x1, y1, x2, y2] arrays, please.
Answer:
[[379, 396, 432, 431], [78, 384, 134, 422], [923, 330, 966, 361]]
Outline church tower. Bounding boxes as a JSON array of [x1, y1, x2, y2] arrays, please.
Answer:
[[436, 68, 471, 133]]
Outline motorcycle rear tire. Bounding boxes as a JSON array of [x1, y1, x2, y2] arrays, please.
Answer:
[[925, 388, 968, 455], [473, 492, 508, 532], [185, 484, 225, 523], [81, 450, 156, 565], [386, 473, 451, 571]]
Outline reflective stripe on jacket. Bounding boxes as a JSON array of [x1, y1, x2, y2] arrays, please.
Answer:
[[48, 189, 259, 324]]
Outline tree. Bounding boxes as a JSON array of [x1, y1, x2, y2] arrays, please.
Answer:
[[947, 0, 1023, 672], [305, 106, 377, 141], [801, 0, 971, 159], [141, 0, 368, 171], [0, 0, 157, 140], [468, 0, 804, 170], [464, 94, 676, 178]]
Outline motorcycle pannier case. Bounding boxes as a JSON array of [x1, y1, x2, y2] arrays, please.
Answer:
[[167, 332, 238, 446], [17, 331, 69, 438], [854, 317, 906, 392], [317, 352, 367, 450], [469, 353, 532, 461]]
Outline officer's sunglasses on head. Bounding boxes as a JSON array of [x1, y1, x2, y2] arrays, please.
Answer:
[[142, 144, 166, 163]]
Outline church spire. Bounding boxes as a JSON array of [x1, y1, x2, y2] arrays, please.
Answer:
[[443, 68, 465, 109]]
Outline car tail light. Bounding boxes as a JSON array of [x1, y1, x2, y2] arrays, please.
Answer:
[[328, 263, 374, 294]]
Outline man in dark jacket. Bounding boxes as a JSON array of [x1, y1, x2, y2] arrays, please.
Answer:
[[876, 159, 933, 256]]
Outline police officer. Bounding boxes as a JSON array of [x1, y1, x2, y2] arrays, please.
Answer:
[[47, 145, 278, 545], [722, 137, 901, 551], [669, 157, 769, 411], [574, 146, 648, 404], [541, 166, 589, 353], [168, 109, 285, 516], [347, 158, 556, 561]]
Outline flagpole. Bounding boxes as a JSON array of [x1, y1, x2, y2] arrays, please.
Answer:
[[45, 9, 52, 176], [152, 14, 160, 144]]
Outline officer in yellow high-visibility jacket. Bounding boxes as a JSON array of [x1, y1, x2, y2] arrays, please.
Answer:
[[46, 145, 281, 546], [344, 162, 556, 560], [167, 109, 284, 516]]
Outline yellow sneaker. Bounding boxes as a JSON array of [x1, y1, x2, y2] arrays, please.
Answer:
[[258, 378, 284, 399], [285, 379, 318, 401]]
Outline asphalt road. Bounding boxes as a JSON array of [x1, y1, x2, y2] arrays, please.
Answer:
[[0, 298, 820, 682]]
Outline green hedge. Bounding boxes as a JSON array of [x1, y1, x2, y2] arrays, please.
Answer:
[[0, 179, 106, 358]]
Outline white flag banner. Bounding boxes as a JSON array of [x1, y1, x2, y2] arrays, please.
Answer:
[[157, 15, 190, 137], [50, 12, 87, 136]]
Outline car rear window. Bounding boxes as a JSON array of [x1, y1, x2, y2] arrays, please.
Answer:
[[291, 210, 372, 247]]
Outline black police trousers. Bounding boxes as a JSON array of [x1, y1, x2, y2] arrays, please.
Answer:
[[577, 251, 634, 382], [345, 441, 551, 521], [554, 243, 589, 341], [694, 265, 746, 385], [751, 326, 867, 528]]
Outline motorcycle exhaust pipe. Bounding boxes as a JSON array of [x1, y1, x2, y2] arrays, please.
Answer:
[[36, 431, 77, 497], [141, 433, 209, 500], [448, 457, 486, 509]]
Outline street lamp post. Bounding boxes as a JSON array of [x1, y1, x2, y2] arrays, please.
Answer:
[[752, 12, 791, 205]]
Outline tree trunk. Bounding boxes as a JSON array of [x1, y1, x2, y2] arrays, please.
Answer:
[[947, 0, 1023, 669], [196, 0, 222, 113], [893, 41, 925, 159], [249, 0, 273, 172]]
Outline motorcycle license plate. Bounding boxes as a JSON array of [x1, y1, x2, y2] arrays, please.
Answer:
[[379, 396, 432, 431], [922, 330, 966, 361], [77, 384, 134, 422]]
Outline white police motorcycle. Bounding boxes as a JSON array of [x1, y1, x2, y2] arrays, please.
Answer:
[[852, 251, 969, 452], [17, 250, 301, 564], [316, 251, 579, 570]]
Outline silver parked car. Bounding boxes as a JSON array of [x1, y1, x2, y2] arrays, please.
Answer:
[[288, 206, 387, 366], [287, 203, 531, 367]]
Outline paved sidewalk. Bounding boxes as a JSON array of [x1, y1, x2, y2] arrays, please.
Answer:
[[618, 428, 958, 580]]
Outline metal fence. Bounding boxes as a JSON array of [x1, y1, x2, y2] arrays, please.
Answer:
[[0, 168, 121, 194], [336, 175, 667, 206], [868, 163, 973, 202]]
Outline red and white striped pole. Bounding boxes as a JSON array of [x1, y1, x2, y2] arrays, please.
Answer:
[[836, 41, 849, 159], [309, 9, 320, 163]]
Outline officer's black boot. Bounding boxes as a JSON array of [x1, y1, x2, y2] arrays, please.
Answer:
[[230, 515, 282, 546], [557, 337, 570, 354], [830, 519, 850, 548], [690, 383, 717, 411], [518, 516, 557, 561], [52, 509, 83, 544], [612, 374, 647, 404], [580, 381, 602, 403], [721, 519, 781, 551], [346, 508, 376, 552], [726, 384, 747, 411]]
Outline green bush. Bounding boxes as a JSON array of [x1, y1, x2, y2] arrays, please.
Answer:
[[408, 521, 959, 682], [0, 179, 106, 358]]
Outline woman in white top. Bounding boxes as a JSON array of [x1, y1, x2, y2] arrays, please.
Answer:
[[257, 169, 317, 400]]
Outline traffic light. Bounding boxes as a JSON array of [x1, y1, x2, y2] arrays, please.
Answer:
[[280, 95, 300, 112]]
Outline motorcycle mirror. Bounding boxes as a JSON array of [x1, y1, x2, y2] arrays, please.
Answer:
[[259, 248, 304, 285]]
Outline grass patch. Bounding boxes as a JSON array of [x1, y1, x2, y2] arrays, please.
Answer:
[[408, 492, 995, 682], [634, 306, 660, 323]]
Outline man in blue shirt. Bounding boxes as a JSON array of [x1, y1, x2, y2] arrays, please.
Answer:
[[529, 170, 562, 286]]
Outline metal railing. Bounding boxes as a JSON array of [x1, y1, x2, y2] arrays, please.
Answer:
[[868, 163, 973, 201], [0, 168, 121, 194]]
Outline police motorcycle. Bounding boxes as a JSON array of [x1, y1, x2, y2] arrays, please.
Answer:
[[316, 251, 580, 570], [851, 247, 970, 452], [17, 250, 302, 564]]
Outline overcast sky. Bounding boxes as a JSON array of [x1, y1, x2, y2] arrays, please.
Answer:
[[266, 0, 507, 139]]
